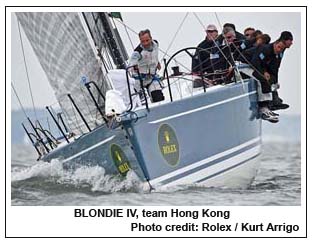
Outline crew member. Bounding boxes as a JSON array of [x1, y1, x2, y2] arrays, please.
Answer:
[[238, 34, 271, 63], [128, 29, 164, 103], [269, 31, 293, 111], [210, 27, 236, 84], [244, 27, 256, 41], [251, 39, 287, 123], [192, 24, 219, 87], [216, 23, 246, 43]]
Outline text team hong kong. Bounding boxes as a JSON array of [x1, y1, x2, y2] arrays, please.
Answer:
[[74, 208, 230, 220]]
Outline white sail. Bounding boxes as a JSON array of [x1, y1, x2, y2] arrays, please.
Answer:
[[15, 12, 111, 134]]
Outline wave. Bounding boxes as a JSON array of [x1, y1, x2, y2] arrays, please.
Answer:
[[11, 160, 144, 193]]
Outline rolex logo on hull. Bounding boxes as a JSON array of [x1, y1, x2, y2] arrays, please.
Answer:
[[158, 124, 180, 166], [110, 144, 131, 175]]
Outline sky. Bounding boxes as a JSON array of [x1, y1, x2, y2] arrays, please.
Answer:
[[10, 10, 302, 115]]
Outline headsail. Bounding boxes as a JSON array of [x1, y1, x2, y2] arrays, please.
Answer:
[[15, 12, 122, 134]]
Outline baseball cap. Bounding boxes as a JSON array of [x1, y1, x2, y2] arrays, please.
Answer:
[[206, 24, 218, 31]]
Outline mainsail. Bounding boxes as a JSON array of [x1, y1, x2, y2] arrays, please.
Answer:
[[15, 12, 125, 134]]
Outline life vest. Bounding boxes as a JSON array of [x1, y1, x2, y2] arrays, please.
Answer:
[[130, 40, 159, 75]]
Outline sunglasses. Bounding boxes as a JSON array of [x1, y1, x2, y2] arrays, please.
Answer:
[[207, 30, 217, 33]]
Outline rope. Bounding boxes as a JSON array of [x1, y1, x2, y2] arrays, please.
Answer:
[[123, 23, 135, 50], [187, 13, 267, 84], [193, 12, 206, 29], [161, 13, 189, 62], [50, 104, 73, 136], [191, 49, 233, 73], [213, 12, 242, 84], [91, 13, 114, 70], [11, 81, 28, 118], [112, 15, 135, 50], [69, 99, 85, 134], [193, 13, 233, 68], [114, 18, 191, 72], [49, 105, 63, 137], [81, 12, 109, 73], [231, 43, 268, 81], [78, 85, 95, 122], [58, 94, 83, 135], [46, 117, 51, 132], [212, 13, 267, 81], [17, 20, 38, 120], [115, 13, 247, 87]]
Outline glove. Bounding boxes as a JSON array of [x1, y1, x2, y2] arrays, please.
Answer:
[[271, 83, 280, 91]]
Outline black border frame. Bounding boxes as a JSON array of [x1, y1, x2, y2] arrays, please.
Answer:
[[5, 5, 308, 238]]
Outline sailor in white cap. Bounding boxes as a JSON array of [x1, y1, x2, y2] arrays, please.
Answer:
[[205, 24, 219, 40], [192, 24, 219, 87]]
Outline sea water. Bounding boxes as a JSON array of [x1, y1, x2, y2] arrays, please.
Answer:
[[10, 116, 301, 206]]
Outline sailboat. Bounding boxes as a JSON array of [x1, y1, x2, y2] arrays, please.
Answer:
[[14, 12, 262, 191]]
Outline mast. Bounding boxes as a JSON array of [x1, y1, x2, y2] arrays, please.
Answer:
[[98, 13, 127, 69], [78, 12, 110, 77]]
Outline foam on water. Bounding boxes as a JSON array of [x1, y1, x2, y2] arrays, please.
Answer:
[[12, 159, 64, 181], [11, 139, 301, 205], [11, 159, 144, 193]]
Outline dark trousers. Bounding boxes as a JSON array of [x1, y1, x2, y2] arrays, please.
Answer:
[[258, 101, 270, 108], [259, 79, 271, 94]]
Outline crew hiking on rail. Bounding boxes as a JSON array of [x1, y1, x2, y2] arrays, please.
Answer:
[[192, 22, 293, 123]]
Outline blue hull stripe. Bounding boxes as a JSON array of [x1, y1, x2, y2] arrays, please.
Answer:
[[149, 90, 257, 124], [196, 153, 261, 183], [159, 141, 261, 186]]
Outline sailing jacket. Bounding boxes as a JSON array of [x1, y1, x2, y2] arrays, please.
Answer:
[[129, 40, 159, 76], [210, 43, 235, 72], [238, 44, 261, 64], [250, 43, 285, 94], [251, 43, 283, 84], [192, 38, 219, 75]]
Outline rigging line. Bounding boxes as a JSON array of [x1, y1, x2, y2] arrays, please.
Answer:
[[213, 13, 239, 73], [111, 15, 134, 51], [193, 12, 205, 29], [69, 99, 84, 134], [231, 43, 268, 81], [78, 85, 95, 122], [84, 97, 97, 124], [91, 13, 114, 70], [214, 12, 223, 36], [161, 12, 189, 62], [81, 12, 109, 74], [17, 19, 38, 121], [51, 104, 73, 136], [48, 106, 62, 138], [11, 81, 28, 119], [122, 21, 135, 50], [115, 18, 138, 35], [98, 14, 118, 70], [192, 52, 232, 72], [110, 15, 128, 65], [214, 13, 242, 86], [45, 117, 51, 132], [59, 94, 83, 135], [114, 18, 191, 71], [193, 12, 233, 68]]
